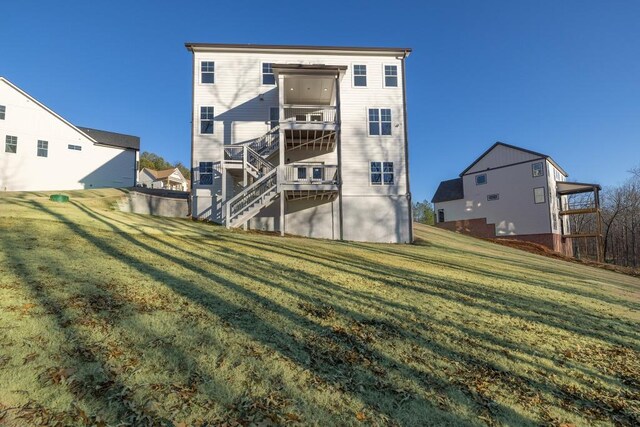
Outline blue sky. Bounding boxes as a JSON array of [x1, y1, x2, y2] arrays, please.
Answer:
[[2, 1, 639, 201]]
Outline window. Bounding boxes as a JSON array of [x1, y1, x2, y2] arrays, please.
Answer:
[[476, 174, 487, 185], [262, 63, 275, 85], [312, 167, 322, 180], [370, 161, 394, 185], [532, 162, 544, 177], [37, 140, 48, 157], [353, 64, 367, 87], [368, 108, 392, 136], [487, 194, 499, 201], [5, 135, 17, 153], [438, 209, 445, 223], [201, 61, 215, 84], [200, 107, 214, 134], [0, 105, 5, 120], [534, 187, 545, 204], [68, 144, 82, 151], [199, 162, 213, 185], [269, 107, 279, 129], [297, 167, 307, 180], [384, 65, 398, 87]]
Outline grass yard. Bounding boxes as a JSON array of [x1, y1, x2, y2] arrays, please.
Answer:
[[0, 189, 638, 426]]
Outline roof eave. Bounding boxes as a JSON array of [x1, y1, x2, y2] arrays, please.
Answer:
[[185, 42, 412, 56]]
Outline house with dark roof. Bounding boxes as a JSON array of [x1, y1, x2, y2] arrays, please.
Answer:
[[138, 167, 188, 191], [432, 142, 601, 256], [0, 77, 140, 191]]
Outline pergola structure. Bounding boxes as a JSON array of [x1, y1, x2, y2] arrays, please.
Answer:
[[557, 181, 603, 262]]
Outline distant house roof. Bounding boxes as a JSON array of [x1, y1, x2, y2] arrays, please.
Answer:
[[460, 142, 568, 177], [431, 178, 464, 203], [76, 127, 140, 151], [141, 167, 185, 181]]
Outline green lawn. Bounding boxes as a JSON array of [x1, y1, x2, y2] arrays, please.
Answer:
[[0, 189, 638, 426]]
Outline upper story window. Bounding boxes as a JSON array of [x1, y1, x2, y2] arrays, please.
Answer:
[[534, 187, 546, 204], [532, 162, 544, 177], [201, 61, 215, 84], [0, 105, 5, 120], [37, 140, 48, 157], [384, 65, 398, 87], [68, 144, 82, 151], [368, 108, 392, 136], [200, 106, 214, 134], [475, 174, 487, 185], [262, 63, 275, 85], [5, 135, 17, 153], [370, 161, 394, 185], [353, 65, 367, 87], [199, 162, 213, 185]]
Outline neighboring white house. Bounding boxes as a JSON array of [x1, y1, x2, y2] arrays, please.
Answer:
[[186, 42, 413, 243], [138, 167, 188, 191], [0, 77, 139, 192], [432, 142, 601, 256]]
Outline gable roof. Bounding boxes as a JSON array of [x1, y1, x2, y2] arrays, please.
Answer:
[[431, 178, 464, 203], [76, 126, 140, 150], [0, 77, 97, 144], [460, 142, 568, 177]]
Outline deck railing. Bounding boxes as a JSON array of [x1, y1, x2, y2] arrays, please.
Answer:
[[283, 105, 336, 123], [283, 164, 339, 184]]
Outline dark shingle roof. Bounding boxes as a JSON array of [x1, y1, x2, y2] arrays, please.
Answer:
[[76, 126, 140, 150], [431, 178, 464, 203]]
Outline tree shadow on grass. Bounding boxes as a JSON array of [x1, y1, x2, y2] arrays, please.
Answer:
[[47, 200, 547, 425], [68, 201, 639, 425]]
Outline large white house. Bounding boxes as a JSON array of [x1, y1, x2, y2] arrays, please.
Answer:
[[432, 142, 602, 256], [0, 77, 139, 192], [186, 43, 413, 243], [138, 167, 188, 191]]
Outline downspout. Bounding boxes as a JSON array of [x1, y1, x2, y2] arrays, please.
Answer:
[[336, 71, 344, 240], [189, 47, 195, 218], [401, 50, 413, 243]]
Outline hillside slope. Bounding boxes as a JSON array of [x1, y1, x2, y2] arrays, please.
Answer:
[[0, 190, 638, 426]]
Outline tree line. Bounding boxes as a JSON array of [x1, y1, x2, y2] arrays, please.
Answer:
[[569, 166, 639, 267]]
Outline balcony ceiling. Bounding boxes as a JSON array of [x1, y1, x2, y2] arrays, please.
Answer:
[[284, 77, 334, 105]]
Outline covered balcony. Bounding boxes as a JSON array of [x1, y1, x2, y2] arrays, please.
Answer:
[[274, 64, 345, 151]]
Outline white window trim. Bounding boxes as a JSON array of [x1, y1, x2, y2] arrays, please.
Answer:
[[369, 161, 395, 186], [198, 105, 215, 136], [199, 61, 215, 86], [366, 107, 393, 137], [534, 187, 546, 204], [5, 135, 17, 154], [37, 140, 48, 158], [532, 161, 544, 177], [260, 62, 276, 86], [352, 63, 368, 88], [382, 63, 399, 88]]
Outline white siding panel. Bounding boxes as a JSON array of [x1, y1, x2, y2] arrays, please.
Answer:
[[466, 145, 542, 175], [0, 80, 136, 191]]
